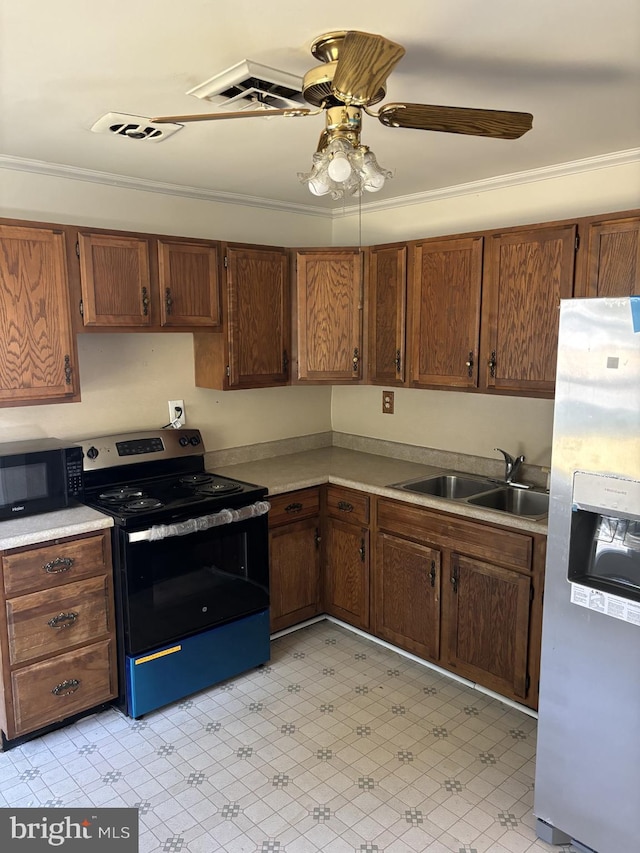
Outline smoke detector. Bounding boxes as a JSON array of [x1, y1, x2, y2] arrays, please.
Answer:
[[90, 112, 183, 141], [187, 60, 304, 112]]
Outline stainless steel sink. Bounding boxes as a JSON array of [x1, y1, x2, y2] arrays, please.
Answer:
[[467, 487, 549, 518], [392, 473, 499, 499]]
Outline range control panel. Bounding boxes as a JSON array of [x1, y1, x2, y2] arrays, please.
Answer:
[[79, 429, 204, 471]]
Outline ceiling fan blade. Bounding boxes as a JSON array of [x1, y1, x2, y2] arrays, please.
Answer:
[[332, 31, 405, 106], [151, 107, 313, 123], [377, 103, 533, 139]]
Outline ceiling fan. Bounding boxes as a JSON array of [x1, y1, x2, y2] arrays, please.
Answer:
[[152, 30, 533, 198]]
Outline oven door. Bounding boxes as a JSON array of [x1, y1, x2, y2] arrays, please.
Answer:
[[117, 511, 269, 654]]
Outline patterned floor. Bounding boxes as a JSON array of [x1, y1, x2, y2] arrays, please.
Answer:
[[0, 620, 576, 853]]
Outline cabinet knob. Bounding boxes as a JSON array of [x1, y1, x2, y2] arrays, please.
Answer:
[[429, 560, 436, 587], [141, 286, 149, 316], [359, 538, 366, 562], [42, 556, 74, 574], [165, 287, 173, 315], [488, 351, 497, 378], [465, 351, 474, 378], [352, 347, 360, 374], [394, 349, 402, 374]]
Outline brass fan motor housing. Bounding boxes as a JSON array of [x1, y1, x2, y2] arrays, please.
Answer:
[[303, 33, 387, 108]]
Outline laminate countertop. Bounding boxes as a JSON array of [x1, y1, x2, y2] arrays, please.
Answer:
[[212, 446, 549, 535], [0, 505, 113, 551]]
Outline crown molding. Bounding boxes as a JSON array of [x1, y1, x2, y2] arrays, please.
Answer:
[[1, 147, 639, 219], [336, 147, 640, 216], [0, 154, 331, 218]]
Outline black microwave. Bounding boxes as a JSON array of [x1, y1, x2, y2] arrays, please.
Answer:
[[0, 438, 84, 521]]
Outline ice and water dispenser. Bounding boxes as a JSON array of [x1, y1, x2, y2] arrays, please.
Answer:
[[568, 471, 640, 605]]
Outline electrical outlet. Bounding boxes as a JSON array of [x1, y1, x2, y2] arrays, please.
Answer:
[[382, 390, 395, 414], [168, 399, 186, 426]]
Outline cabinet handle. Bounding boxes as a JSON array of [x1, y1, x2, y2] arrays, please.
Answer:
[[47, 611, 79, 630], [314, 528, 321, 548], [352, 347, 360, 374], [42, 556, 74, 574], [465, 351, 474, 378], [282, 349, 289, 376], [429, 560, 436, 588], [359, 538, 366, 562], [64, 354, 73, 385], [450, 567, 459, 593], [394, 349, 402, 374], [337, 501, 354, 513], [141, 286, 149, 316], [285, 502, 303, 514], [165, 287, 173, 315], [51, 678, 80, 697], [488, 350, 497, 378]]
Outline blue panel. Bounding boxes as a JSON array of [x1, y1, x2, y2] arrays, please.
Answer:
[[125, 610, 270, 717]]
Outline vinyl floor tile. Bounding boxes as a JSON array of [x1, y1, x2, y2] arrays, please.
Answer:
[[0, 620, 581, 853]]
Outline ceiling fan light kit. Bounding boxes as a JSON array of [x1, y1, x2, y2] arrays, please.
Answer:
[[151, 29, 533, 200]]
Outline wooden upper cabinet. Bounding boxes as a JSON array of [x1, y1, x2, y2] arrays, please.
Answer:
[[578, 213, 640, 297], [78, 232, 152, 326], [367, 244, 407, 385], [157, 239, 221, 327], [0, 224, 79, 406], [294, 248, 363, 382], [194, 243, 289, 390], [409, 236, 483, 389], [77, 230, 222, 330], [481, 223, 577, 397]]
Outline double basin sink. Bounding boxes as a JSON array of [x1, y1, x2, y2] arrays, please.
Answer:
[[390, 472, 549, 519]]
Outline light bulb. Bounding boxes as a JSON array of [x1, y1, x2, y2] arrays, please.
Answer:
[[327, 152, 352, 182], [308, 174, 331, 196]]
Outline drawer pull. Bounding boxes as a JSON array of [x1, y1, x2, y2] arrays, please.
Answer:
[[51, 678, 80, 696], [337, 501, 354, 513], [285, 502, 303, 514], [47, 611, 79, 629], [42, 556, 75, 574]]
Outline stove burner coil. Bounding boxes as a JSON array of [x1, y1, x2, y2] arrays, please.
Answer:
[[179, 474, 213, 486], [196, 480, 243, 495], [123, 498, 164, 512]]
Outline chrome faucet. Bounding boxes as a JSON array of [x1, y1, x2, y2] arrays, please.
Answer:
[[495, 447, 526, 485]]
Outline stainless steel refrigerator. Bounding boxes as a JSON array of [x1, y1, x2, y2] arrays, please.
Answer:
[[534, 297, 640, 853]]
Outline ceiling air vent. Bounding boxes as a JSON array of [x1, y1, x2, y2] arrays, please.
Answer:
[[90, 112, 183, 141], [187, 60, 304, 112]]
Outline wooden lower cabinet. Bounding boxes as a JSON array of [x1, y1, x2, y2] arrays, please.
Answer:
[[374, 532, 440, 660], [375, 496, 543, 708], [447, 554, 532, 699], [323, 487, 370, 630], [0, 530, 117, 742], [268, 489, 321, 632]]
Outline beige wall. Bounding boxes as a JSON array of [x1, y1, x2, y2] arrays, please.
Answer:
[[1, 160, 639, 461]]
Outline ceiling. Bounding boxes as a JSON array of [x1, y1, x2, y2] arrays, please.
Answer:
[[1, 0, 639, 212]]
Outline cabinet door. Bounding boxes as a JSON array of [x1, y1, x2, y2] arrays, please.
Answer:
[[447, 554, 531, 700], [294, 249, 363, 382], [410, 236, 483, 388], [269, 517, 320, 632], [581, 215, 640, 297], [227, 245, 290, 388], [157, 239, 221, 327], [367, 245, 407, 385], [481, 224, 576, 396], [78, 232, 152, 325], [0, 225, 79, 405], [324, 518, 369, 629], [375, 532, 440, 661]]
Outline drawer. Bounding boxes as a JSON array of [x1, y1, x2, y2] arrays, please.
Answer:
[[326, 486, 370, 526], [11, 639, 116, 736], [269, 488, 320, 526], [377, 498, 532, 573], [2, 532, 110, 597], [6, 575, 113, 666]]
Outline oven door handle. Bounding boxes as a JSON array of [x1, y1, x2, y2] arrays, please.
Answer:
[[127, 500, 271, 543]]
